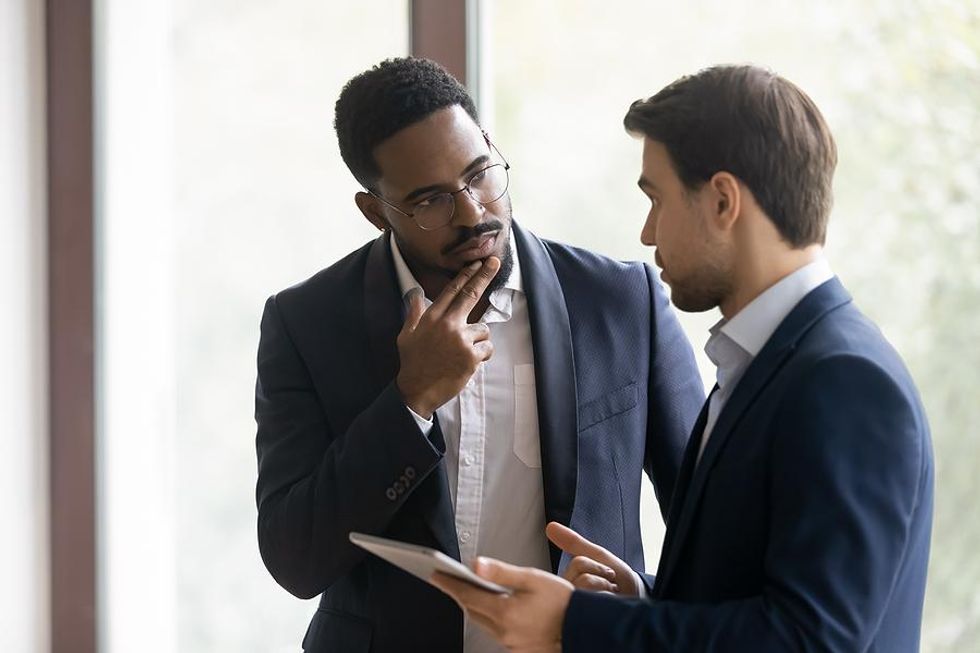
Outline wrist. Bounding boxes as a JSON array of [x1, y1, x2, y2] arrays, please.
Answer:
[[396, 377, 434, 419]]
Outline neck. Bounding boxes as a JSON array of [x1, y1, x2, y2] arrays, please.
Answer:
[[719, 243, 823, 320]]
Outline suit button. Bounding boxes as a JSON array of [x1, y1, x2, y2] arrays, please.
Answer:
[[405, 466, 416, 479], [400, 474, 410, 487], [385, 488, 397, 501], [394, 481, 405, 494]]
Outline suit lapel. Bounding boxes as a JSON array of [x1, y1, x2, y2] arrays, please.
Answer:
[[363, 232, 403, 385], [652, 385, 715, 593], [654, 278, 852, 595], [513, 224, 579, 572], [363, 232, 461, 560]]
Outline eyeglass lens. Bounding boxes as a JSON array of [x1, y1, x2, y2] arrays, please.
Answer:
[[414, 164, 509, 229]]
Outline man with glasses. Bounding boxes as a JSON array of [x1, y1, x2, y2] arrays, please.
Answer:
[[254, 57, 704, 653]]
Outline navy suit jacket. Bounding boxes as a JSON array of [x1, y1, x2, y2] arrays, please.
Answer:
[[564, 278, 934, 652], [254, 223, 704, 652]]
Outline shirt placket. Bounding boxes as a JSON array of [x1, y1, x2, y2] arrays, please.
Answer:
[[454, 362, 486, 563]]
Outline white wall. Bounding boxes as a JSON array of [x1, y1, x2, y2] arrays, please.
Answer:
[[0, 0, 50, 651]]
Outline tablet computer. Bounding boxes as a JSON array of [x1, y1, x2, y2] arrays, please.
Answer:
[[349, 532, 511, 595]]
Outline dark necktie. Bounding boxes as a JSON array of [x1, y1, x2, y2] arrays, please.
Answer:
[[651, 384, 718, 594]]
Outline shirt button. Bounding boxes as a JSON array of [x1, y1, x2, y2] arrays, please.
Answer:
[[463, 454, 474, 467], [459, 531, 471, 543]]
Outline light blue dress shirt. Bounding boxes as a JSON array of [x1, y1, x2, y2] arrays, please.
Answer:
[[698, 258, 835, 463]]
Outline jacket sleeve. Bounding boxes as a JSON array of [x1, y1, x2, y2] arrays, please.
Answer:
[[254, 294, 444, 599], [563, 354, 930, 652], [643, 264, 706, 516]]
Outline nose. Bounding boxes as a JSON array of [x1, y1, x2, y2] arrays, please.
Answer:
[[640, 210, 657, 247], [450, 188, 485, 227]]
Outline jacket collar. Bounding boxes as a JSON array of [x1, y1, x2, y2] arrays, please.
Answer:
[[654, 277, 852, 595]]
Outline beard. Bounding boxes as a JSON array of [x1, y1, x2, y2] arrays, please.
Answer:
[[666, 255, 732, 313], [484, 227, 515, 295], [435, 223, 515, 294], [438, 199, 515, 294]]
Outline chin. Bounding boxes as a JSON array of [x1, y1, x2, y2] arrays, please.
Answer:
[[669, 284, 722, 314]]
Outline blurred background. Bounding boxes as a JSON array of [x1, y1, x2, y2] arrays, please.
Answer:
[[2, 0, 977, 651]]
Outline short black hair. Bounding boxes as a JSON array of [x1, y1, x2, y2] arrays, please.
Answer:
[[625, 65, 837, 247], [334, 57, 479, 190]]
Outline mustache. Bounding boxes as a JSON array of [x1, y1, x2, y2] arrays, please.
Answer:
[[441, 220, 506, 255]]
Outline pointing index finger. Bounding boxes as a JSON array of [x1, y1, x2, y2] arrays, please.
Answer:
[[547, 521, 610, 562]]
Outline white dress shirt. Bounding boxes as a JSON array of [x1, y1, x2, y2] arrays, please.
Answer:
[[698, 258, 835, 462], [391, 235, 551, 653]]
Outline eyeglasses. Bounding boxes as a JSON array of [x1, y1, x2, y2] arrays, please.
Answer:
[[369, 136, 511, 231]]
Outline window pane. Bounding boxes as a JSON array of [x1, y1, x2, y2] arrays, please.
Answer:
[[487, 2, 979, 651], [96, 2, 408, 651]]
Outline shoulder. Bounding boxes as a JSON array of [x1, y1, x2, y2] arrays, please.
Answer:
[[795, 301, 917, 393], [530, 232, 655, 299], [269, 239, 375, 314], [537, 235, 649, 277], [259, 239, 377, 344], [780, 301, 928, 437]]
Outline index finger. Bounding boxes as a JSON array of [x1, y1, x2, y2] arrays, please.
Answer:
[[426, 260, 485, 319], [546, 521, 611, 563], [444, 256, 501, 320]]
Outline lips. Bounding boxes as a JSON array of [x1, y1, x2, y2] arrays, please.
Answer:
[[654, 253, 669, 283], [451, 232, 498, 260]]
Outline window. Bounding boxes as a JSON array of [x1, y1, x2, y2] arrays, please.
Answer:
[[97, 2, 408, 651], [486, 1, 979, 650]]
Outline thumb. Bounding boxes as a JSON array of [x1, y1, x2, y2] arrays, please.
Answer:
[[546, 521, 610, 562], [402, 287, 425, 332], [473, 557, 535, 591]]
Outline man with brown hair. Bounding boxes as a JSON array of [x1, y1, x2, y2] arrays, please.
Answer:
[[435, 65, 934, 652]]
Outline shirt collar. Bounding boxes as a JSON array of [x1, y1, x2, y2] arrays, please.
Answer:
[[389, 230, 523, 322], [704, 320, 752, 392], [721, 257, 834, 357]]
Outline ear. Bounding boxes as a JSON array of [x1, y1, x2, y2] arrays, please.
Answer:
[[707, 172, 741, 232], [355, 191, 389, 232]]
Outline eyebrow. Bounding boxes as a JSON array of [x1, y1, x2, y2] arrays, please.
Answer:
[[402, 154, 492, 203]]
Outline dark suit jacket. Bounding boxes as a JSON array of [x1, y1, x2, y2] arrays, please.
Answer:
[[254, 223, 704, 652], [564, 278, 934, 652]]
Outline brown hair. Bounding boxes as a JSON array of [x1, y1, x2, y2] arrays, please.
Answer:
[[625, 65, 837, 247]]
